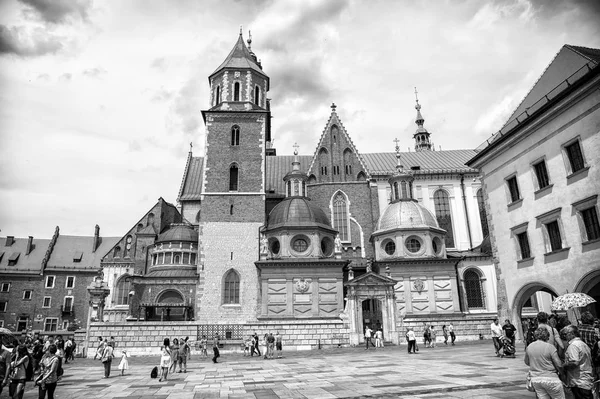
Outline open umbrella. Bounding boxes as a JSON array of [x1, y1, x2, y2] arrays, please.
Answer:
[[551, 292, 596, 311], [0, 327, 18, 348]]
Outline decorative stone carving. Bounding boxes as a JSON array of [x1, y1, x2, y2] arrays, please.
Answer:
[[413, 278, 425, 294], [295, 278, 311, 293]]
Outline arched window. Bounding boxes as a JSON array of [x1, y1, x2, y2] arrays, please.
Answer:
[[147, 213, 154, 227], [308, 174, 317, 184], [477, 189, 489, 238], [401, 181, 408, 198], [332, 192, 350, 241], [215, 85, 221, 105], [357, 171, 366, 181], [113, 246, 121, 258], [229, 165, 239, 191], [464, 269, 485, 309], [233, 82, 240, 101], [254, 86, 260, 105], [318, 148, 329, 177], [124, 235, 133, 258], [223, 270, 240, 304], [115, 276, 131, 306], [433, 190, 455, 248], [343, 148, 353, 176], [393, 182, 399, 201], [231, 125, 240, 146]]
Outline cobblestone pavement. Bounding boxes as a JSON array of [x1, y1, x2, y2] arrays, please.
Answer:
[[20, 340, 536, 399]]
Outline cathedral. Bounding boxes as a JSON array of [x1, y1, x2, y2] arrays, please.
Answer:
[[98, 32, 498, 349]]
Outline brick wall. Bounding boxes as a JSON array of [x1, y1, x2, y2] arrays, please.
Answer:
[[400, 314, 498, 343], [0, 277, 41, 331]]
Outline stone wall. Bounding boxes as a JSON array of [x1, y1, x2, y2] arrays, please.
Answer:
[[400, 313, 498, 343]]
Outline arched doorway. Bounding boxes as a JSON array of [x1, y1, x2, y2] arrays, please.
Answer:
[[153, 289, 186, 321], [512, 282, 559, 341], [362, 298, 383, 337], [575, 270, 600, 318]]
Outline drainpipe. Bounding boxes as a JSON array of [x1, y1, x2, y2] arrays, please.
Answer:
[[460, 175, 473, 249]]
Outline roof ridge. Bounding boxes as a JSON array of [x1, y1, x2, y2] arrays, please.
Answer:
[[565, 44, 600, 64], [177, 150, 194, 202]]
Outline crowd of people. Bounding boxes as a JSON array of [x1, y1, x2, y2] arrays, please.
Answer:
[[402, 323, 457, 354], [0, 334, 74, 399], [503, 311, 600, 399]]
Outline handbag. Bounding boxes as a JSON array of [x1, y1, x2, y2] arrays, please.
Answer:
[[526, 372, 535, 392]]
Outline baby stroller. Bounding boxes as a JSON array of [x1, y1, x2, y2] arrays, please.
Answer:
[[500, 336, 515, 358]]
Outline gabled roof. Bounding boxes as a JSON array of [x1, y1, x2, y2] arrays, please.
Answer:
[[502, 44, 599, 131], [46, 235, 120, 271], [209, 33, 268, 81], [266, 155, 312, 194], [178, 156, 204, 201], [307, 109, 371, 178], [362, 150, 478, 175], [0, 236, 51, 274], [345, 271, 397, 287]]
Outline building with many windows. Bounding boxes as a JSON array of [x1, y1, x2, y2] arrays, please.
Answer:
[[467, 44, 600, 338]]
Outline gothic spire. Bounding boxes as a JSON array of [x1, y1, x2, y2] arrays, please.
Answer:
[[413, 87, 433, 152]]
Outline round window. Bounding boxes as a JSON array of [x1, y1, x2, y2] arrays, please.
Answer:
[[321, 237, 334, 257], [291, 235, 310, 253], [269, 238, 280, 255], [405, 236, 422, 253], [432, 237, 442, 255], [384, 240, 396, 255]]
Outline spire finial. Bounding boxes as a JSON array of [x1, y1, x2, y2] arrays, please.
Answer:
[[414, 86, 421, 111], [293, 142, 299, 156], [189, 142, 193, 153], [239, 25, 243, 35], [393, 138, 403, 170], [247, 30, 252, 50], [331, 102, 337, 112]]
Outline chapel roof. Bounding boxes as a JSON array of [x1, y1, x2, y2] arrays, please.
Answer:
[[265, 197, 334, 232], [374, 200, 441, 235], [156, 224, 198, 243], [209, 33, 267, 81]]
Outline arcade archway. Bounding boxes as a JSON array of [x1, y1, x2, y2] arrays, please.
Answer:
[[511, 282, 559, 341], [575, 269, 600, 317]]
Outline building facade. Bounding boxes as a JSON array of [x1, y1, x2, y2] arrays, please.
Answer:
[[467, 45, 600, 338]]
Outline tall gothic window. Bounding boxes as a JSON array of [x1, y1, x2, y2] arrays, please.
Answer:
[[401, 181, 408, 199], [332, 192, 350, 241], [229, 165, 239, 191], [476, 189, 489, 238], [115, 276, 131, 306], [254, 86, 260, 105], [215, 85, 220, 105], [233, 82, 240, 101], [318, 148, 329, 178], [231, 125, 240, 146], [223, 270, 240, 304], [434, 190, 455, 248], [464, 269, 485, 309]]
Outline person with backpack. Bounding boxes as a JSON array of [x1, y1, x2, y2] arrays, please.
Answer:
[[8, 344, 29, 399], [37, 344, 59, 399], [100, 342, 114, 378]]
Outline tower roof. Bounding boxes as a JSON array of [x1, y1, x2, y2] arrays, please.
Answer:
[[209, 32, 268, 81]]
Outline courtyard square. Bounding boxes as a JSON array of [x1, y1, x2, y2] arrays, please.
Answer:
[[18, 340, 535, 399]]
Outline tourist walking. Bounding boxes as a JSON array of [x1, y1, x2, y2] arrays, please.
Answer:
[[442, 325, 449, 345], [524, 327, 564, 399], [64, 338, 73, 364], [244, 336, 252, 356], [275, 332, 283, 358], [263, 333, 269, 359], [406, 328, 417, 354], [8, 344, 29, 399], [375, 328, 384, 348], [423, 326, 431, 348], [169, 338, 180, 373], [212, 335, 220, 364], [562, 325, 594, 399], [118, 350, 129, 376], [491, 318, 503, 356], [251, 333, 261, 357], [267, 333, 275, 359], [37, 344, 59, 399], [100, 341, 114, 378], [200, 335, 208, 358], [0, 342, 11, 396], [448, 323, 456, 345], [159, 338, 172, 382], [93, 337, 105, 360], [364, 326, 374, 349], [179, 337, 190, 373], [430, 326, 437, 348], [503, 319, 517, 348]]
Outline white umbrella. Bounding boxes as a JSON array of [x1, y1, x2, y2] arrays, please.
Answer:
[[551, 293, 596, 311]]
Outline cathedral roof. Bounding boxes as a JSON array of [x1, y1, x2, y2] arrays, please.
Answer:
[[375, 200, 440, 234], [178, 156, 203, 201], [209, 33, 267, 81], [156, 224, 198, 243], [265, 197, 334, 231]]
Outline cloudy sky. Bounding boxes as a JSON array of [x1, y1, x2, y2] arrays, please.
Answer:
[[1, 0, 599, 239]]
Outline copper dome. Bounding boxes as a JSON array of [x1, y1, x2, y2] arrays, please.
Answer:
[[156, 224, 198, 243], [266, 198, 334, 231], [376, 201, 440, 233]]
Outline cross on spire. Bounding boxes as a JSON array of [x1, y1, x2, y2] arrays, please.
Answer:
[[293, 142, 299, 155], [189, 142, 193, 152], [414, 87, 421, 110], [331, 102, 337, 112], [393, 137, 400, 153]]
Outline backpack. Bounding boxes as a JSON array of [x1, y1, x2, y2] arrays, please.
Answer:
[[25, 355, 34, 381], [150, 366, 158, 379]]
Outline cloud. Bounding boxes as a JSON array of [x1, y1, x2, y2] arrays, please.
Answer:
[[166, 77, 203, 137], [36, 73, 50, 81], [82, 67, 107, 78], [59, 72, 72, 81], [0, 24, 63, 56], [150, 86, 174, 103], [19, 0, 92, 24]]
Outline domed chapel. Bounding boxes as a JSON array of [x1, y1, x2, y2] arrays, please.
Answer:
[[99, 31, 497, 349]]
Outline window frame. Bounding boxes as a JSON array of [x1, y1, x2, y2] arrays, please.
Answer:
[[433, 189, 456, 248], [63, 296, 74, 311], [223, 269, 240, 305], [65, 276, 75, 289], [505, 174, 521, 204], [0, 301, 7, 312], [331, 191, 351, 242], [510, 221, 533, 261], [0, 283, 10, 292], [462, 268, 486, 310], [43, 317, 58, 332], [233, 81, 241, 101], [45, 275, 55, 289], [536, 208, 568, 254], [561, 136, 588, 177], [531, 157, 551, 192], [23, 290, 33, 300], [229, 164, 239, 191], [114, 276, 131, 306], [572, 195, 600, 244], [42, 296, 51, 308], [231, 125, 240, 146]]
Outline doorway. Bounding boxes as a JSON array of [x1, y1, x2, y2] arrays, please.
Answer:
[[362, 298, 383, 336]]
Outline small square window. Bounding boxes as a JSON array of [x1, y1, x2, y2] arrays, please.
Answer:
[[8, 252, 20, 266], [63, 296, 73, 311], [532, 160, 550, 190], [45, 276, 55, 288], [536, 208, 567, 254], [66, 276, 75, 289], [23, 290, 32, 300], [516, 232, 531, 259], [565, 140, 585, 174], [62, 321, 69, 330], [44, 318, 58, 332], [1, 283, 10, 292], [42, 297, 51, 308], [545, 221, 562, 251], [506, 176, 521, 203], [581, 207, 600, 241], [73, 252, 83, 262], [0, 301, 7, 312]]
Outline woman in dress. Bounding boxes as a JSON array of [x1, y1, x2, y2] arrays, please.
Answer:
[[159, 338, 171, 382], [524, 327, 564, 399], [8, 344, 29, 399], [37, 344, 59, 399], [169, 338, 179, 374], [442, 325, 449, 345], [118, 350, 129, 376]]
